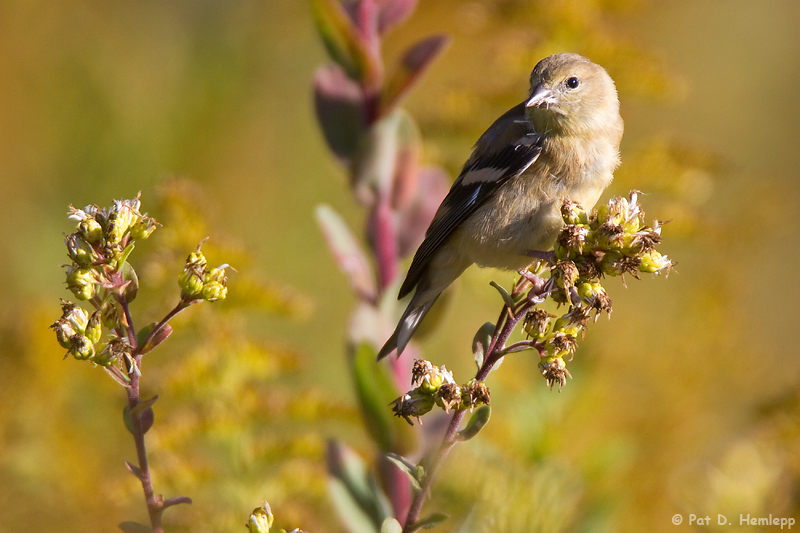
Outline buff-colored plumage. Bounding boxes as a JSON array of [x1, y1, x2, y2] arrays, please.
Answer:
[[378, 54, 623, 360]]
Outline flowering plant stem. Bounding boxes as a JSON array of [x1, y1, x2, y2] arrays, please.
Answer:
[[118, 294, 195, 533], [402, 271, 551, 531]]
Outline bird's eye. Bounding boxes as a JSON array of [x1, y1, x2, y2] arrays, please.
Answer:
[[566, 76, 580, 89]]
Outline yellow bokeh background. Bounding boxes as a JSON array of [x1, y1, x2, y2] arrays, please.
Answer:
[[2, 1, 799, 532]]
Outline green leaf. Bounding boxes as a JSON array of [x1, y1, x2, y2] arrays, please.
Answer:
[[117, 243, 135, 271], [472, 322, 495, 369], [350, 340, 405, 451], [328, 440, 393, 533], [381, 34, 449, 113], [123, 396, 158, 435], [490, 281, 515, 308], [380, 518, 403, 533], [410, 513, 449, 530], [122, 261, 139, 302], [118, 521, 153, 533], [457, 405, 491, 441], [315, 205, 376, 302], [311, 0, 380, 85], [385, 453, 422, 491]]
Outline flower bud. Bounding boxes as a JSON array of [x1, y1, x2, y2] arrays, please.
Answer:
[[85, 310, 103, 344], [69, 335, 95, 360], [101, 302, 121, 329], [59, 300, 89, 332], [65, 233, 97, 267], [129, 216, 158, 241], [201, 265, 229, 302], [247, 503, 274, 533], [78, 217, 104, 244], [179, 269, 204, 298], [561, 199, 589, 225], [66, 266, 97, 300], [639, 250, 673, 274], [94, 337, 130, 367], [51, 318, 75, 349]]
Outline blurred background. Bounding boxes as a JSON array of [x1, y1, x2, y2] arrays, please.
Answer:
[[1, 0, 799, 531]]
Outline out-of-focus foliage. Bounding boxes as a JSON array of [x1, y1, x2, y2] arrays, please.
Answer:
[[2, 0, 800, 532]]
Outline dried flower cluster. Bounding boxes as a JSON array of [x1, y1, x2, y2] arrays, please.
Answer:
[[390, 359, 491, 425]]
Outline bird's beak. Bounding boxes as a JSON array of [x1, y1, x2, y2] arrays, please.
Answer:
[[525, 83, 555, 108]]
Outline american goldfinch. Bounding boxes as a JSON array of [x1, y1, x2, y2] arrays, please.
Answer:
[[378, 53, 624, 360]]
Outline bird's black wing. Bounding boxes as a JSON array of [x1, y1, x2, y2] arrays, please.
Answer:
[[398, 103, 543, 298]]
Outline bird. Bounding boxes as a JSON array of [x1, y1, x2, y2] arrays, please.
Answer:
[[377, 53, 624, 360]]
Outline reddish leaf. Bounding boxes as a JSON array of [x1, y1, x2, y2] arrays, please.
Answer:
[[310, 0, 381, 86], [314, 65, 366, 161], [315, 204, 377, 302], [377, 0, 419, 34], [381, 34, 449, 113], [396, 166, 450, 258]]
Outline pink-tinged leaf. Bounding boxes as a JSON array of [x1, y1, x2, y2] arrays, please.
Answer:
[[381, 34, 449, 113], [163, 496, 193, 509], [377, 0, 419, 34], [315, 204, 377, 302], [137, 323, 172, 355], [314, 65, 366, 162], [119, 522, 153, 533], [310, 0, 381, 86], [351, 108, 418, 205], [396, 166, 450, 258], [388, 110, 421, 210]]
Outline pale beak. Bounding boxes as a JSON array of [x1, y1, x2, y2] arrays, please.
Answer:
[[525, 83, 555, 108]]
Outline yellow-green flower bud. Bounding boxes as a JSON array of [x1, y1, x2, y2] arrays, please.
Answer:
[[101, 302, 121, 329], [179, 269, 204, 297], [104, 218, 125, 244], [66, 266, 97, 301], [69, 335, 95, 360], [201, 265, 229, 302], [78, 217, 103, 244], [247, 503, 274, 533], [94, 337, 130, 367], [129, 216, 158, 241], [639, 250, 673, 274], [598, 250, 640, 277], [186, 250, 207, 270], [561, 199, 589, 225], [85, 311, 103, 344], [201, 280, 227, 302], [65, 233, 97, 267]]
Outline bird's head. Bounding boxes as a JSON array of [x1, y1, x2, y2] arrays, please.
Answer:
[[525, 53, 622, 139]]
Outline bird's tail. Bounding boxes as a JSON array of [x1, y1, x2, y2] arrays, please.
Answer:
[[376, 294, 439, 360]]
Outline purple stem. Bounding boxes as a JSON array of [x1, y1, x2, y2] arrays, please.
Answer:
[[403, 273, 549, 531]]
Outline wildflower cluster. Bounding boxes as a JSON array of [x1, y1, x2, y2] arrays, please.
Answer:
[[50, 194, 231, 383], [390, 359, 491, 426], [524, 191, 674, 390]]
